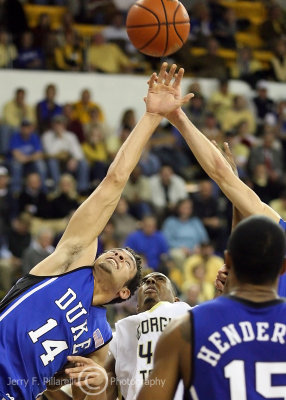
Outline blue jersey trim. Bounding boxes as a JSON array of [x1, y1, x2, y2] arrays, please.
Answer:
[[279, 218, 286, 230]]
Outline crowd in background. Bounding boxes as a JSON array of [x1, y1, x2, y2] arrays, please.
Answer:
[[0, 0, 286, 325]]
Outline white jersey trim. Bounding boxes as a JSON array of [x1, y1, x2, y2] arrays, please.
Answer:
[[0, 277, 58, 321]]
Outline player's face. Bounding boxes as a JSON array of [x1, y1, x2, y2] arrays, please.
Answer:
[[137, 273, 175, 312], [94, 249, 136, 289]]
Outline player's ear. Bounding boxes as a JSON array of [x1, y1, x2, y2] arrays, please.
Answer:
[[118, 287, 131, 300], [280, 257, 286, 276]]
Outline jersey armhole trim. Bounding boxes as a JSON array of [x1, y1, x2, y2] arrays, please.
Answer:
[[28, 265, 94, 278]]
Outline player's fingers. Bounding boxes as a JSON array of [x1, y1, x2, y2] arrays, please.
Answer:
[[148, 72, 157, 89], [164, 63, 177, 85], [180, 93, 194, 105], [173, 67, 184, 88], [215, 279, 224, 292], [157, 62, 168, 83], [67, 355, 92, 365]]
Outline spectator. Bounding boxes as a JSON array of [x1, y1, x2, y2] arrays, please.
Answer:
[[192, 179, 226, 253], [49, 174, 79, 219], [22, 227, 54, 274], [162, 198, 209, 269], [7, 212, 32, 276], [125, 215, 169, 271], [221, 95, 256, 134], [139, 145, 161, 177], [184, 93, 207, 130], [270, 39, 286, 82], [231, 46, 264, 88], [122, 165, 151, 220], [72, 88, 105, 126], [0, 0, 28, 40], [190, 4, 214, 47], [214, 7, 237, 49], [201, 112, 224, 146], [2, 88, 35, 129], [17, 172, 51, 218], [112, 197, 138, 246], [14, 31, 44, 70], [0, 30, 17, 68], [82, 123, 109, 184], [87, 33, 133, 74], [253, 81, 275, 129], [182, 283, 200, 307], [183, 262, 214, 301], [248, 163, 282, 204], [9, 120, 46, 194], [183, 242, 223, 287], [118, 108, 136, 135], [247, 131, 284, 183], [36, 84, 63, 133], [149, 165, 188, 217], [260, 4, 286, 49], [42, 115, 89, 193], [63, 103, 85, 143], [0, 166, 13, 238], [32, 13, 52, 50], [208, 78, 234, 123], [102, 11, 133, 54], [190, 37, 228, 79], [54, 30, 83, 72]]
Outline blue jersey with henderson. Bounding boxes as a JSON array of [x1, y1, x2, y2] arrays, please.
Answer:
[[278, 218, 286, 297], [0, 267, 112, 400], [189, 295, 286, 399]]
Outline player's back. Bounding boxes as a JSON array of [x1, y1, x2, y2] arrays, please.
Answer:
[[0, 267, 112, 400], [189, 295, 286, 400], [111, 301, 190, 400]]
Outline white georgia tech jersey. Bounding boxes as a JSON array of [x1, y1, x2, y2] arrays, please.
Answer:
[[109, 301, 191, 400]]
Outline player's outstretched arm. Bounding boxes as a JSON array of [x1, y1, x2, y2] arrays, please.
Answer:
[[31, 63, 192, 275], [164, 68, 281, 223], [137, 313, 191, 400]]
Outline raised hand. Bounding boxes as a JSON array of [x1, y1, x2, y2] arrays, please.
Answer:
[[145, 63, 193, 117]]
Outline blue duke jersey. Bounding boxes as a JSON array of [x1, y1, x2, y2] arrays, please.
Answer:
[[278, 218, 286, 297], [0, 267, 112, 400], [189, 295, 286, 400]]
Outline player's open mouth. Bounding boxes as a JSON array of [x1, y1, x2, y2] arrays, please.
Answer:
[[144, 286, 157, 294], [107, 258, 118, 269]]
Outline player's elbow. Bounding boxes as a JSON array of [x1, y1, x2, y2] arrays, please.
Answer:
[[211, 157, 231, 184], [106, 166, 128, 187]]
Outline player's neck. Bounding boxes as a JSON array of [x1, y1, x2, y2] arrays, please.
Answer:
[[92, 270, 117, 305], [229, 283, 279, 303]]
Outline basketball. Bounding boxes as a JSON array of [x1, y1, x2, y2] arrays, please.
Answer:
[[126, 0, 190, 57]]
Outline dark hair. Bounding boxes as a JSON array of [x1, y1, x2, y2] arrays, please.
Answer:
[[108, 247, 142, 304], [228, 216, 286, 285]]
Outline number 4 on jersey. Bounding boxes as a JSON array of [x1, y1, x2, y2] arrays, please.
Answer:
[[28, 319, 68, 366], [139, 341, 153, 364]]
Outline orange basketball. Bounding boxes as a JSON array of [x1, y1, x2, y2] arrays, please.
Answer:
[[126, 0, 190, 57]]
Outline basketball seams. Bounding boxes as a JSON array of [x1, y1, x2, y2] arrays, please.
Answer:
[[127, 21, 190, 29], [173, 3, 184, 44], [128, 3, 162, 53], [159, 0, 169, 56], [126, 0, 190, 57]]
